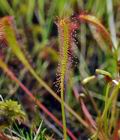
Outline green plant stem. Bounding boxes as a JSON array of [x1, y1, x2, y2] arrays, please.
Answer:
[[102, 83, 119, 120], [58, 19, 70, 139], [104, 83, 111, 133], [105, 83, 111, 108], [60, 80, 67, 140]]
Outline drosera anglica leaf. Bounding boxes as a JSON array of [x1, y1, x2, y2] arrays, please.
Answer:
[[0, 19, 7, 48], [56, 17, 79, 139], [0, 16, 32, 67], [55, 17, 79, 91], [77, 14, 115, 51]]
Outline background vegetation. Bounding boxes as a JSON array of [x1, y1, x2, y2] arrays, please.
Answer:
[[0, 0, 120, 139]]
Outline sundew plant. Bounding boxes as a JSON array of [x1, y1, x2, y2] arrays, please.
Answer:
[[0, 0, 120, 140]]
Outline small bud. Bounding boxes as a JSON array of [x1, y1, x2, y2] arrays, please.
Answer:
[[82, 75, 96, 85]]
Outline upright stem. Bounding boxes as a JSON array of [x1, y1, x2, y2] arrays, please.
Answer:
[[102, 84, 119, 120], [60, 79, 67, 140], [57, 18, 73, 139]]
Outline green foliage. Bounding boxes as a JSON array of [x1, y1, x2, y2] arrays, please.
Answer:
[[14, 121, 46, 140], [0, 99, 25, 130]]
